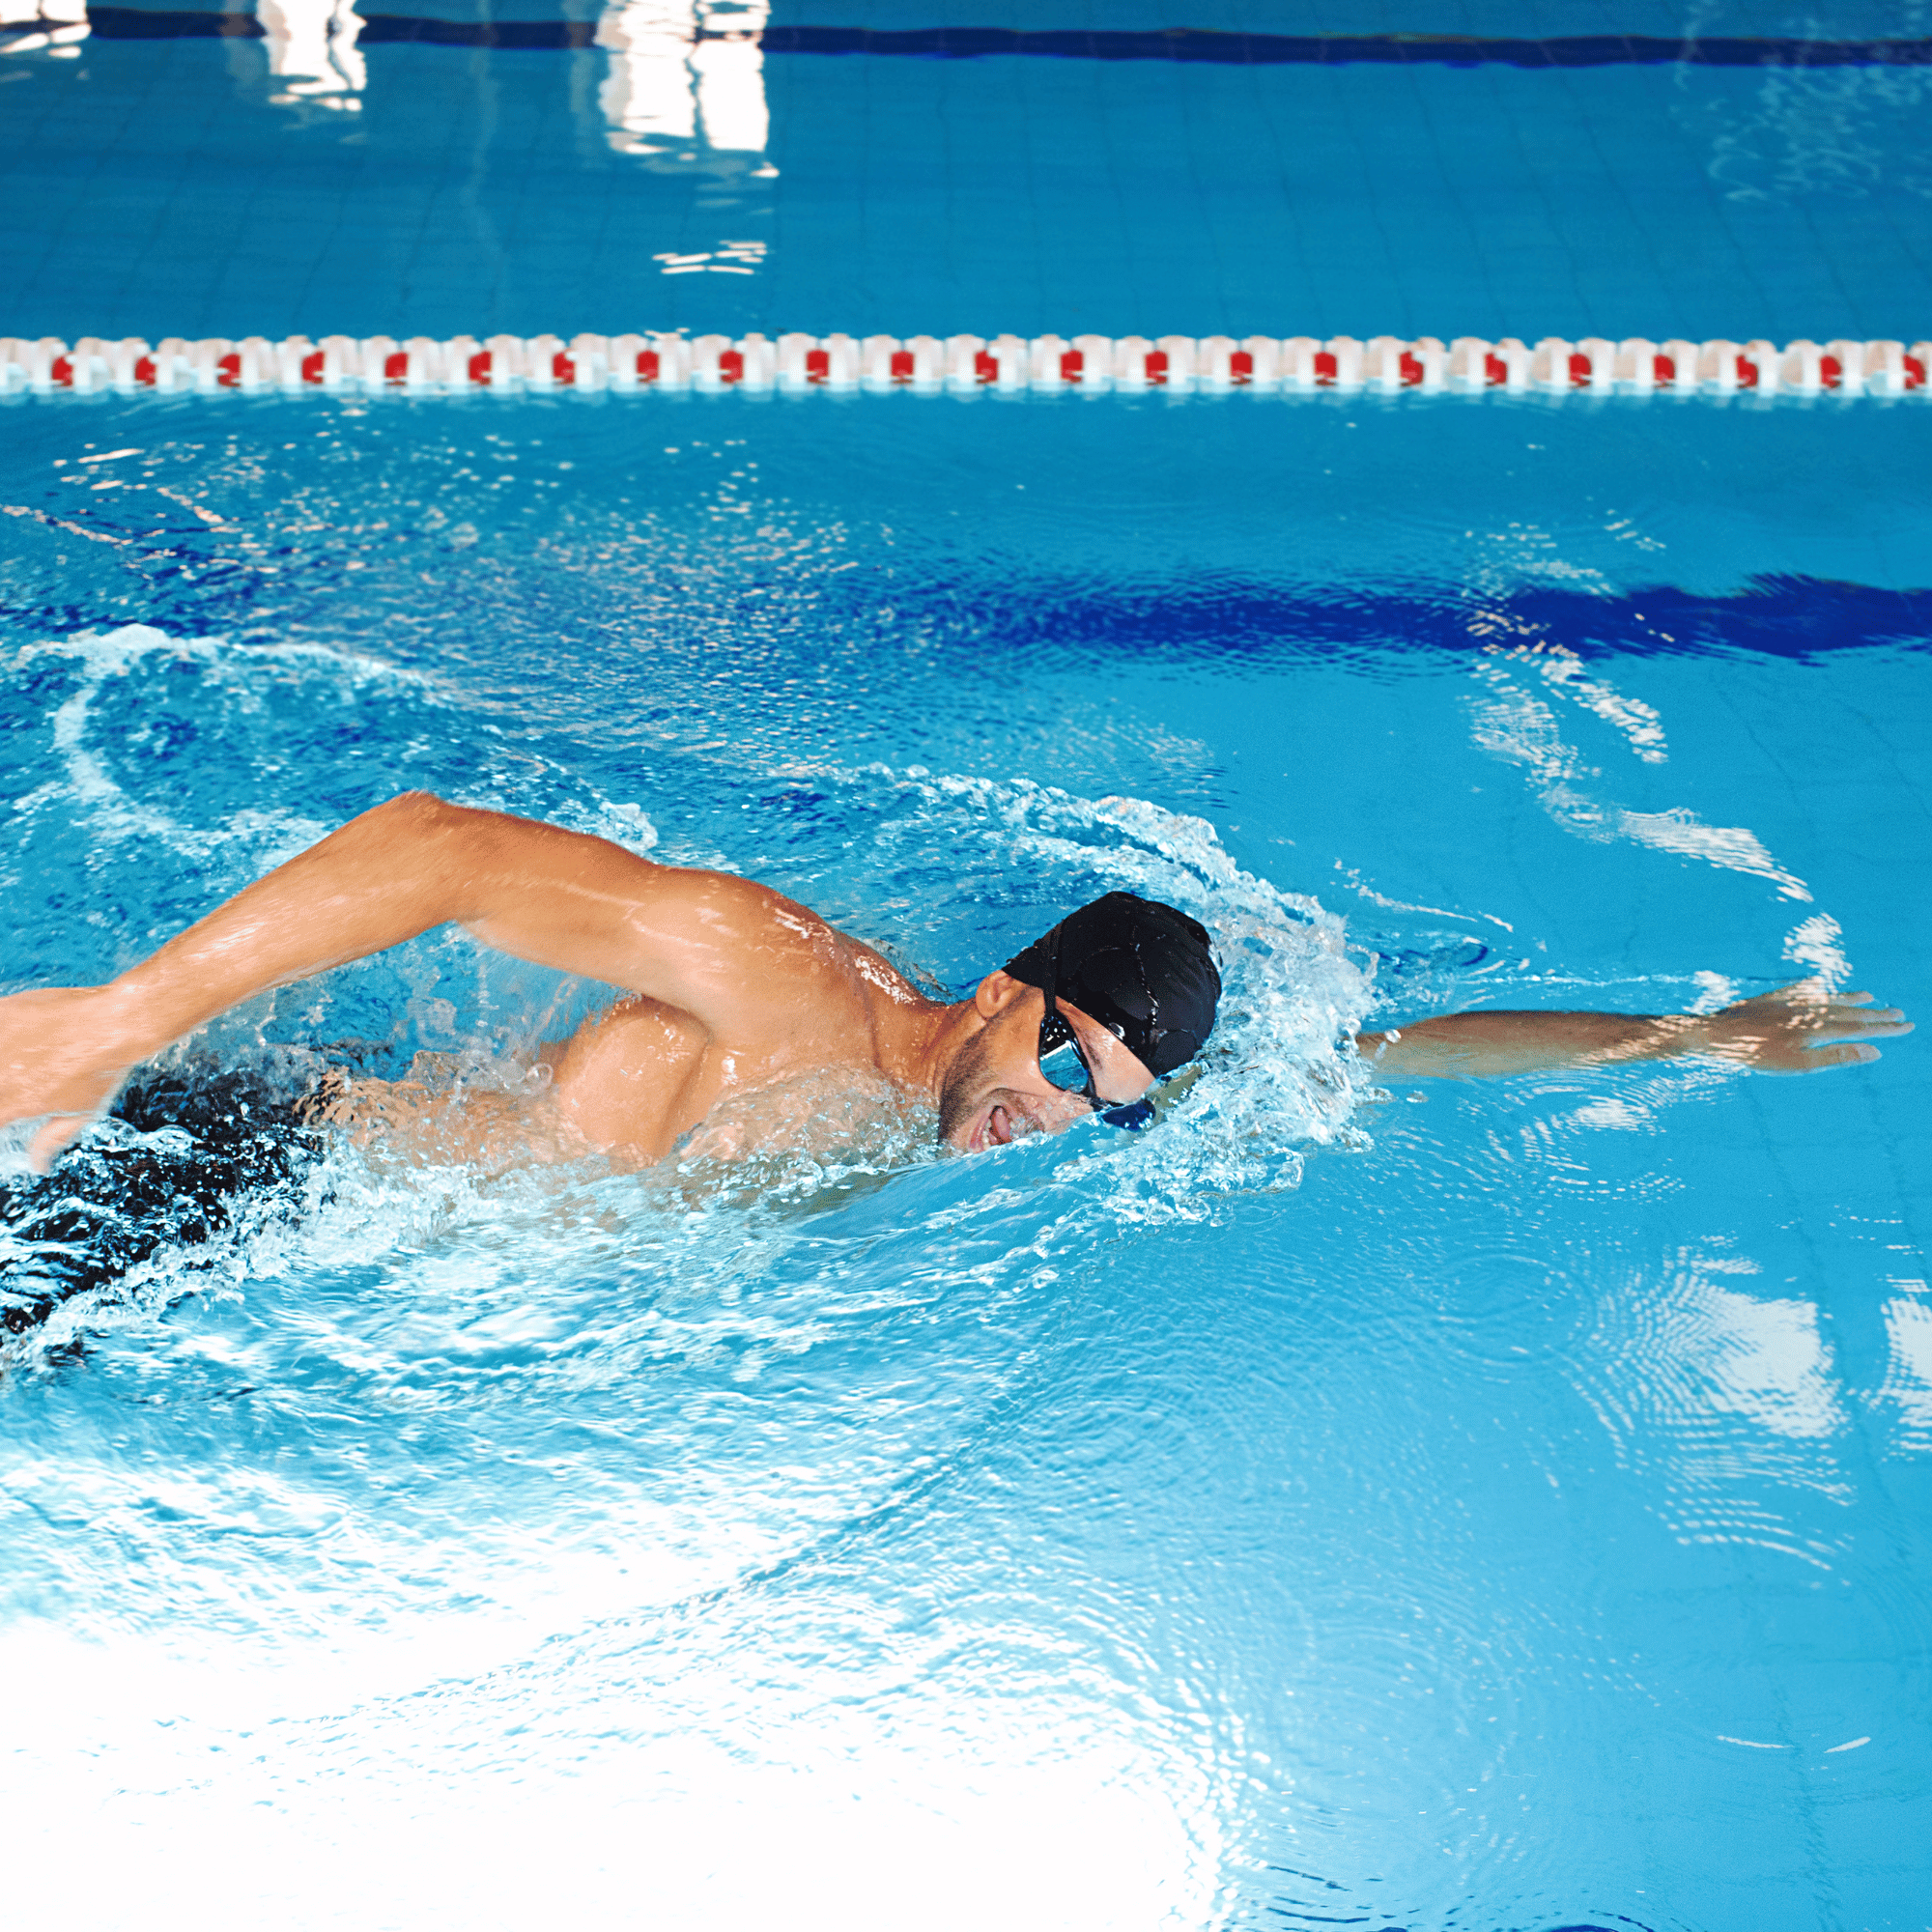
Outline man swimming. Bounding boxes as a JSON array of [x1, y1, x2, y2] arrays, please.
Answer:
[[0, 790, 1912, 1178]]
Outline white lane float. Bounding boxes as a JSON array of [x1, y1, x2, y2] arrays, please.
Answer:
[[1, 333, 1926, 398]]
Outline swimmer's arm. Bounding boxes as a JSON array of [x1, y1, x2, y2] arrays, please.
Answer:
[[0, 793, 820, 1167], [1355, 982, 1910, 1080]]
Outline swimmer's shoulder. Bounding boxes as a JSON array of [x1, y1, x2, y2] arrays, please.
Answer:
[[695, 874, 923, 1025]]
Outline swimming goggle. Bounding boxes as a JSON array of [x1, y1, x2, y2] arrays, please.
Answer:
[[1037, 1007, 1156, 1132]]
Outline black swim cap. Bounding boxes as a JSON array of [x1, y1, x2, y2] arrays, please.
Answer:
[[1004, 892, 1221, 1078]]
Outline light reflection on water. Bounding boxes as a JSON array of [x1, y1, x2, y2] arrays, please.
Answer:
[[0, 407, 1927, 1930], [257, 0, 364, 113], [600, 0, 774, 167], [3, 0, 779, 175]]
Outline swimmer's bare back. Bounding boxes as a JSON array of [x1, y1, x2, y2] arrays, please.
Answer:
[[0, 793, 977, 1173]]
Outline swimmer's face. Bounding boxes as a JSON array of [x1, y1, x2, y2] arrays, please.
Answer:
[[937, 973, 1155, 1152]]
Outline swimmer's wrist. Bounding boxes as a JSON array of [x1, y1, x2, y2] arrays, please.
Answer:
[[1674, 1015, 1716, 1057], [1630, 1013, 1713, 1063], [97, 975, 193, 1062]]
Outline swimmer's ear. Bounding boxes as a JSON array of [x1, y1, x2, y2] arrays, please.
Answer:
[[973, 970, 1032, 1019]]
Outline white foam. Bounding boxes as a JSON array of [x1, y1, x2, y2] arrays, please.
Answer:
[[1465, 652, 1816, 902]]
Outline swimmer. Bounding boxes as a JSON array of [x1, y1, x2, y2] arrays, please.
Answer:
[[0, 792, 1914, 1176]]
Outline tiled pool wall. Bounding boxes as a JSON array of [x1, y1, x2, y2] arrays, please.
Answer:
[[5, 0, 1931, 345]]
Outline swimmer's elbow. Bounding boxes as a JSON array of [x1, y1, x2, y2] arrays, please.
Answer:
[[368, 789, 458, 827], [357, 791, 490, 850], [336, 793, 495, 883]]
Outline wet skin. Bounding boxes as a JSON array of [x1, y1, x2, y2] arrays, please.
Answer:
[[0, 794, 1157, 1172], [0, 794, 1910, 1174]]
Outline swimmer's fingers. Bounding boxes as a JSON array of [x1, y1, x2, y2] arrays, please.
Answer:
[[0, 986, 134, 1158], [1700, 986, 1911, 1072], [1809, 990, 1901, 1018], [1720, 978, 1863, 1014], [1742, 1016, 1911, 1073], [1737, 983, 1896, 1019], [24, 1113, 96, 1175], [1765, 1039, 1884, 1075], [1794, 1002, 1910, 1037]]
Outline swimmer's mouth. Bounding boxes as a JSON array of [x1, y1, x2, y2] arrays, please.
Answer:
[[966, 1092, 1155, 1152], [970, 1101, 1030, 1152]]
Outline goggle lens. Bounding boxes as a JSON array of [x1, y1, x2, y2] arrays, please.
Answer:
[[1037, 1010, 1155, 1130], [1037, 1029, 1094, 1095]]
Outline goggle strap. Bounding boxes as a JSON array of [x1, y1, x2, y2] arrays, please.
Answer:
[[1037, 925, 1099, 1097]]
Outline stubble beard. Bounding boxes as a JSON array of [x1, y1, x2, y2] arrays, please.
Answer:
[[935, 1024, 1001, 1147]]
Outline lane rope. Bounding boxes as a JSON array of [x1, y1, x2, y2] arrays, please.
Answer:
[[4, 333, 1927, 398]]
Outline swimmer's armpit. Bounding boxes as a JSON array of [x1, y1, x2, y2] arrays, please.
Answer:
[[1355, 980, 1912, 1080]]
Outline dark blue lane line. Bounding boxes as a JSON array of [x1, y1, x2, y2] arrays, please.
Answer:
[[35, 12, 1932, 67], [971, 575, 1932, 666], [756, 25, 1932, 69]]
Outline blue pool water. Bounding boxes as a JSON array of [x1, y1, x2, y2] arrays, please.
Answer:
[[4, 8, 1932, 1932], [9, 0, 1932, 342]]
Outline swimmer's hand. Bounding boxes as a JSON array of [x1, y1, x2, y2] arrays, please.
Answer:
[[0, 985, 138, 1172], [1687, 981, 1913, 1072], [1356, 980, 1911, 1081]]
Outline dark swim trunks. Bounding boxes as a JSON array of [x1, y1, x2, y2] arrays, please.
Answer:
[[0, 1065, 326, 1338]]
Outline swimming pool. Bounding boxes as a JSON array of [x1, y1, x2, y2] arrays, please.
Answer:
[[3, 9, 1930, 1932]]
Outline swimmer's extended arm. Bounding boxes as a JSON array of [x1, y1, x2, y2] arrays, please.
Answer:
[[0, 793, 831, 1169], [1355, 982, 1910, 1081]]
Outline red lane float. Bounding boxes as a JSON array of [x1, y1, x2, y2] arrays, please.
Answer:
[[3, 334, 1925, 399]]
